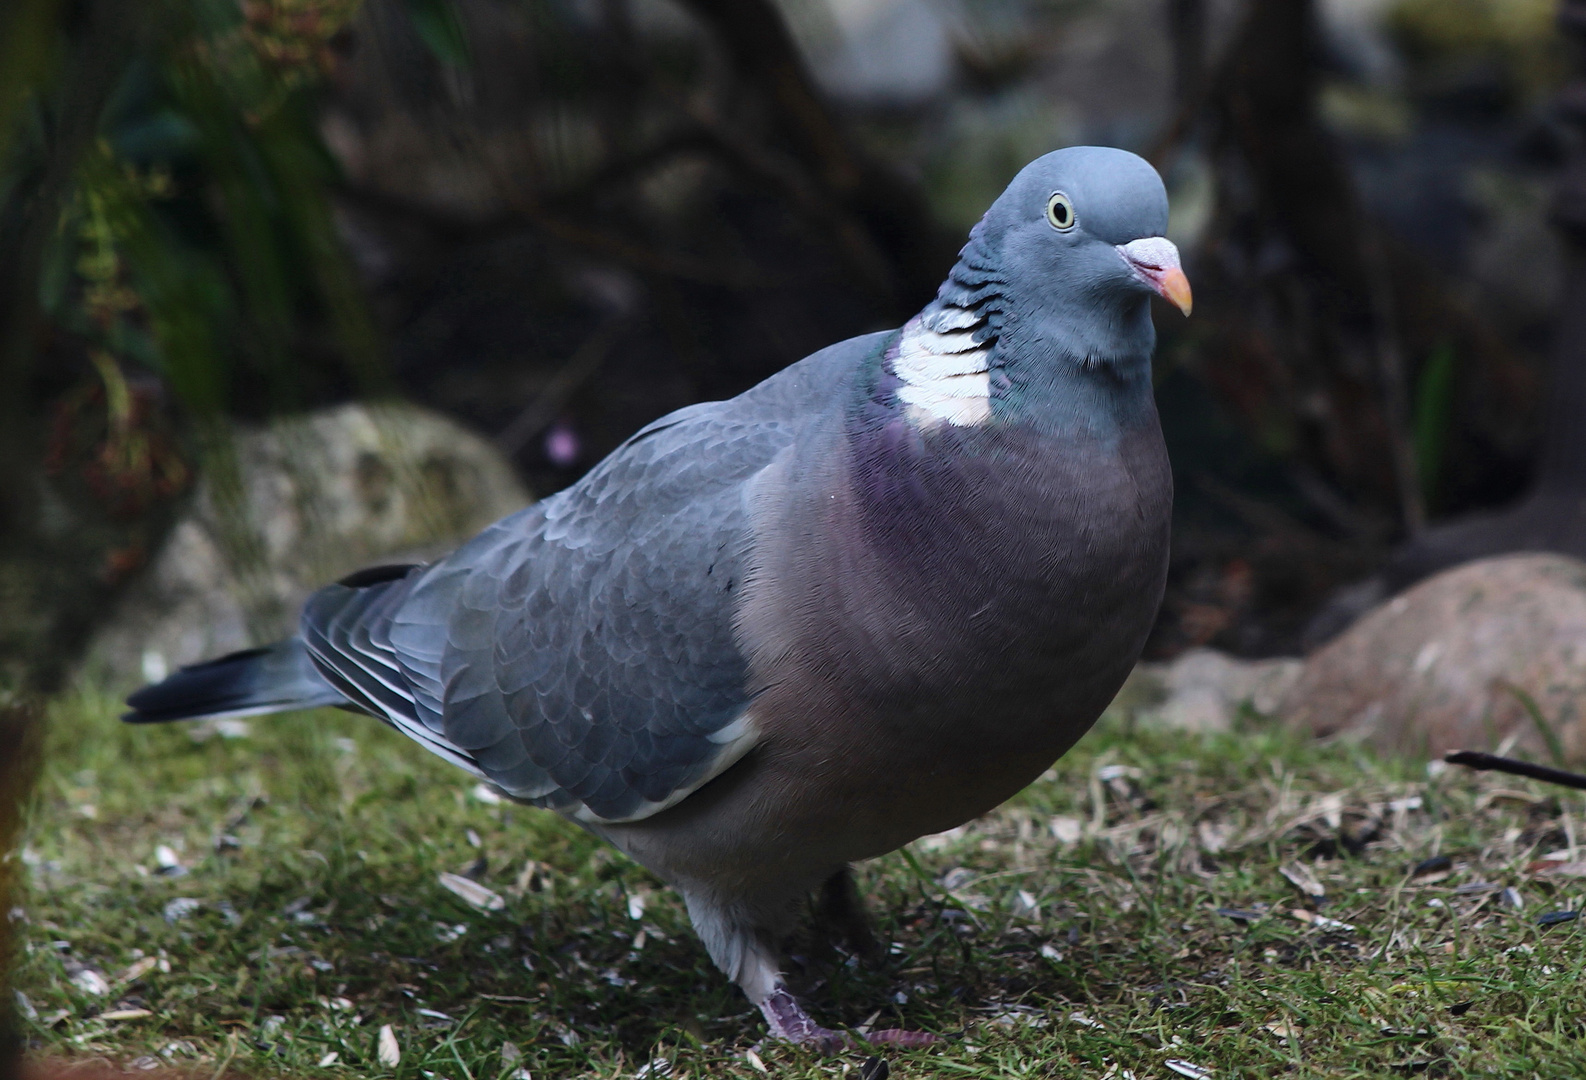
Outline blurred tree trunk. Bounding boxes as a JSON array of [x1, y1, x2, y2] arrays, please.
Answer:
[[674, 0, 955, 313], [0, 699, 41, 1080], [1149, 0, 1544, 654], [1169, 0, 1207, 105], [1195, 0, 1422, 535], [0, 4, 125, 1065], [1479, 0, 1586, 515], [1510, 1, 1586, 508], [1304, 0, 1586, 642], [0, 0, 150, 696]]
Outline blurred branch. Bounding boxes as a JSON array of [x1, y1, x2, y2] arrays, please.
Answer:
[[338, 177, 774, 287], [672, 0, 954, 312], [495, 317, 628, 457], [671, 0, 858, 194], [679, 96, 901, 300], [554, 99, 904, 303]]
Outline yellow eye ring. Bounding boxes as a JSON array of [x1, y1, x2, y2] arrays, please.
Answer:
[[1046, 192, 1076, 231]]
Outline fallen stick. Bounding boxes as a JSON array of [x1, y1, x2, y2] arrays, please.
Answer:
[[1444, 751, 1586, 792]]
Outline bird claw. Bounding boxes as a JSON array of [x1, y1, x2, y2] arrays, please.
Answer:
[[760, 988, 849, 1051]]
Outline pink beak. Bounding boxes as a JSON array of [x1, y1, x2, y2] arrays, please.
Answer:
[[1116, 236, 1193, 316]]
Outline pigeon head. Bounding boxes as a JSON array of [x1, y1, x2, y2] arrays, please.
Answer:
[[911, 147, 1189, 412], [988, 146, 1189, 320]]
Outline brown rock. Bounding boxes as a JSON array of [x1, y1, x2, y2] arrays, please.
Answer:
[[1281, 554, 1586, 763]]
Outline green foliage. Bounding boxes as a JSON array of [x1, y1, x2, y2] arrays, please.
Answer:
[[5, 0, 383, 427], [0, 0, 64, 173], [16, 693, 1586, 1078], [0, 1, 394, 687]]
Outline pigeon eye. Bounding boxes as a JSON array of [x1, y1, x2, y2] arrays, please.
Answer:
[[1046, 192, 1076, 231]]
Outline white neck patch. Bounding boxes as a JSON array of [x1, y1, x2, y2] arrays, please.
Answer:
[[890, 305, 992, 427]]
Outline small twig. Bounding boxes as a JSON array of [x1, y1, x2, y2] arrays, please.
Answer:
[[1191, 470, 1338, 545], [681, 97, 897, 301], [1443, 751, 1586, 792], [1286, 464, 1386, 542], [336, 182, 767, 287]]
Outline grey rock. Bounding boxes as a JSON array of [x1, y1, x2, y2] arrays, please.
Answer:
[[1282, 554, 1586, 764], [1121, 648, 1302, 733], [84, 403, 529, 685]]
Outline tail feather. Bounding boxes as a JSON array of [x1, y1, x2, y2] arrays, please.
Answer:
[[123, 637, 349, 724]]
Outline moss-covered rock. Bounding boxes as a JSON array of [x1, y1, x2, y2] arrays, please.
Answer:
[[82, 402, 529, 687]]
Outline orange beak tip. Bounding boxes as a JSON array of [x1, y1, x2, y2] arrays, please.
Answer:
[[1159, 267, 1193, 317]]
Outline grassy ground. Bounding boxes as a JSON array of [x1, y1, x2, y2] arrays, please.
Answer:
[[11, 689, 1586, 1079]]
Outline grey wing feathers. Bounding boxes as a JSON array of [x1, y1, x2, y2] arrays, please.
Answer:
[[301, 570, 488, 779], [296, 337, 869, 823]]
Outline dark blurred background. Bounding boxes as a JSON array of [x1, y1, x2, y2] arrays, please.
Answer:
[[0, 0, 1580, 683]]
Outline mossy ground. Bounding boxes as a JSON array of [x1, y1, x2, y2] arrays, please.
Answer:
[[12, 690, 1586, 1078]]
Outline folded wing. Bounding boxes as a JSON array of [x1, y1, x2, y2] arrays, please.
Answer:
[[299, 390, 811, 823]]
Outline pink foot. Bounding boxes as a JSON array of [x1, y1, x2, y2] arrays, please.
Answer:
[[760, 988, 849, 1052]]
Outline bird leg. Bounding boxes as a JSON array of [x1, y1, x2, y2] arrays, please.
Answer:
[[685, 886, 945, 1052], [810, 868, 943, 1048], [758, 986, 849, 1052], [685, 889, 845, 1048], [814, 865, 880, 960]]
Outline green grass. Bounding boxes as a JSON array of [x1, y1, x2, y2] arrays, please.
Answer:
[[12, 690, 1586, 1078]]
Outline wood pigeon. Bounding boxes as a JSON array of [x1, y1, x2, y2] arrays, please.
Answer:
[[125, 146, 1188, 1048]]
